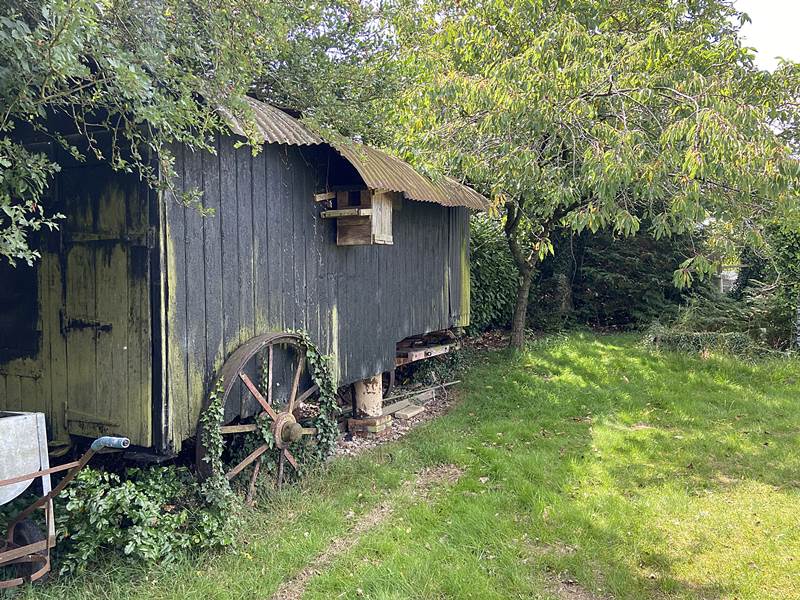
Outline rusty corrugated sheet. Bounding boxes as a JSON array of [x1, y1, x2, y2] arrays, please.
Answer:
[[221, 97, 324, 146], [332, 143, 488, 210], [220, 97, 488, 210]]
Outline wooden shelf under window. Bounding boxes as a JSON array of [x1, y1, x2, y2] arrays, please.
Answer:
[[318, 189, 394, 246]]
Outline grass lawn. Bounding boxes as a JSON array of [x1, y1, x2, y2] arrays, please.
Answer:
[[12, 333, 800, 599]]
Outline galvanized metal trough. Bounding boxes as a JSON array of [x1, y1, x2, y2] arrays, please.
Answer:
[[0, 411, 129, 588]]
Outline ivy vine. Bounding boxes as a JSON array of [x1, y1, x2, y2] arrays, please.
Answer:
[[197, 378, 238, 542], [293, 329, 341, 460]]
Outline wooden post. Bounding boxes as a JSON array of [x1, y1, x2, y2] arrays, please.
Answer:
[[354, 375, 383, 417]]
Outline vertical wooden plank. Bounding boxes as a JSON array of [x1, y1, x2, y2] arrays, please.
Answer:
[[220, 139, 240, 357], [281, 148, 296, 328], [62, 164, 98, 432], [96, 244, 129, 428], [316, 192, 333, 358], [446, 207, 454, 323], [94, 180, 130, 437], [182, 145, 207, 437], [301, 155, 321, 348], [393, 196, 403, 339], [203, 137, 225, 382], [252, 148, 269, 331], [45, 251, 68, 441], [292, 149, 309, 331], [65, 243, 97, 431], [236, 145, 255, 342], [266, 145, 284, 330], [164, 143, 190, 447], [35, 253, 53, 426], [460, 207, 471, 327], [127, 176, 152, 447], [376, 212, 389, 367]]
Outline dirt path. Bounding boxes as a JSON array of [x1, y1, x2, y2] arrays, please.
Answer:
[[270, 464, 463, 600], [548, 577, 608, 600]]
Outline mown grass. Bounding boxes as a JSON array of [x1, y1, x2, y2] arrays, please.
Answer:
[[10, 333, 800, 599]]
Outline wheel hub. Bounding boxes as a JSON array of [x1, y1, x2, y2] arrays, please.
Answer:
[[272, 412, 303, 448]]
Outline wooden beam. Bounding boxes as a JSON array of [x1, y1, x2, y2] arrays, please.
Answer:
[[382, 399, 411, 415], [395, 343, 458, 366], [321, 208, 373, 219], [313, 191, 336, 202]]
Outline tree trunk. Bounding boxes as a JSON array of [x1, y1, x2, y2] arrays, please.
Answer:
[[503, 198, 538, 350], [509, 266, 534, 350]]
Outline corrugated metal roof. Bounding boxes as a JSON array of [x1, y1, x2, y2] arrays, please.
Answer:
[[333, 142, 488, 210], [219, 97, 488, 210], [221, 97, 324, 146]]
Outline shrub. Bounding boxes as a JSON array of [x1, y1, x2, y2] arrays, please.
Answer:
[[53, 465, 235, 575], [469, 215, 517, 333], [468, 219, 695, 334], [643, 321, 757, 357], [640, 284, 793, 357], [569, 230, 691, 328], [764, 223, 800, 348], [529, 228, 693, 330]]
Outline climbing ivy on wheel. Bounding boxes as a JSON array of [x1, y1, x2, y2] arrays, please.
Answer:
[[199, 331, 341, 496]]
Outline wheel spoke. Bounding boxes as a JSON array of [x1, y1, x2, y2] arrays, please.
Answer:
[[295, 384, 319, 406], [220, 423, 258, 435], [267, 345, 274, 407], [239, 372, 278, 420], [245, 459, 261, 506], [225, 444, 269, 480], [283, 448, 299, 470], [287, 357, 304, 414], [277, 452, 285, 490]]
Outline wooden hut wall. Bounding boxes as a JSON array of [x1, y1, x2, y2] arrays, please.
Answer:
[[162, 137, 470, 451]]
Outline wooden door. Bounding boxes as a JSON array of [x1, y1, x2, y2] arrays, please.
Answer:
[[60, 166, 152, 447]]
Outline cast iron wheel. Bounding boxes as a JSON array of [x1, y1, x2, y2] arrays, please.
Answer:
[[11, 519, 48, 584], [382, 369, 396, 399], [196, 333, 331, 492]]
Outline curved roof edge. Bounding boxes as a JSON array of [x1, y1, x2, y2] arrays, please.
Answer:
[[219, 97, 489, 211]]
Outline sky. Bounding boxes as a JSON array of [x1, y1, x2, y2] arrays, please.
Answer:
[[736, 0, 800, 70]]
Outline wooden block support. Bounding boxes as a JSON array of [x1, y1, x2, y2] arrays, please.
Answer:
[[383, 399, 412, 415], [348, 415, 392, 438], [395, 405, 425, 420]]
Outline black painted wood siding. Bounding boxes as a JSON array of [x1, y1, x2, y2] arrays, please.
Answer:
[[162, 138, 470, 450]]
